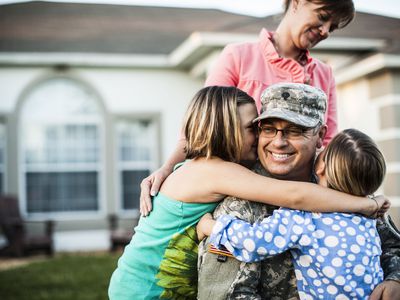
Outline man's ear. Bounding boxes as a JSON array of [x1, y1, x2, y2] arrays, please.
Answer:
[[314, 153, 328, 187], [292, 0, 300, 11], [316, 125, 327, 149], [315, 156, 325, 177]]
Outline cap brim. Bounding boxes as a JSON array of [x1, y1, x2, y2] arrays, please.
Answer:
[[253, 108, 319, 128]]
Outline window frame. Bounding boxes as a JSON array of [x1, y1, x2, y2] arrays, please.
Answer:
[[18, 76, 107, 220], [0, 116, 7, 195], [113, 114, 160, 217]]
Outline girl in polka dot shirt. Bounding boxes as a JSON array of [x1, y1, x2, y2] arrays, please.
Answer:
[[198, 129, 390, 300]]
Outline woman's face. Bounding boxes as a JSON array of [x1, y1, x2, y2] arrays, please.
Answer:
[[288, 0, 337, 50], [238, 103, 258, 163]]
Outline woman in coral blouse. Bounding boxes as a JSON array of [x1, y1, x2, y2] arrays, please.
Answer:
[[205, 0, 355, 145], [140, 0, 355, 214]]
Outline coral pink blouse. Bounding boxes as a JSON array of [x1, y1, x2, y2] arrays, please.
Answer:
[[205, 29, 337, 145]]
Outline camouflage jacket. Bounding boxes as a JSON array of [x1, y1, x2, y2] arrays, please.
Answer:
[[197, 161, 400, 300]]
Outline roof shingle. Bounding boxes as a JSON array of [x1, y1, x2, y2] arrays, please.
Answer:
[[0, 1, 399, 54]]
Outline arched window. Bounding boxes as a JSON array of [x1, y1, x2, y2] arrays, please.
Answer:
[[20, 77, 103, 214]]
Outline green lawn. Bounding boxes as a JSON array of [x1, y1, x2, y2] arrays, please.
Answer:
[[0, 252, 120, 300]]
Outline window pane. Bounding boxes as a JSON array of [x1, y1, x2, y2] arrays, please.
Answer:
[[117, 121, 154, 162], [25, 124, 99, 164], [26, 172, 98, 213], [21, 78, 100, 121], [122, 170, 150, 210], [116, 119, 157, 211]]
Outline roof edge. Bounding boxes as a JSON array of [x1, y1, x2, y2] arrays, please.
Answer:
[[335, 53, 400, 85], [0, 52, 170, 68]]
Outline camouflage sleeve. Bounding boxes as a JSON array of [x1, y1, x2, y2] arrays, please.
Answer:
[[197, 196, 270, 300], [212, 196, 261, 222], [377, 215, 400, 282], [259, 251, 299, 300]]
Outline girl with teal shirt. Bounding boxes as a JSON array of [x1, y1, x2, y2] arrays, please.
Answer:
[[109, 192, 217, 299], [108, 86, 383, 299]]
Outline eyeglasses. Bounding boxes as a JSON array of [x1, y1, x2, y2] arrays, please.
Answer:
[[259, 125, 319, 139]]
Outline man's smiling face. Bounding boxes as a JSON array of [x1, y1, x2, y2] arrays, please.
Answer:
[[257, 118, 326, 181]]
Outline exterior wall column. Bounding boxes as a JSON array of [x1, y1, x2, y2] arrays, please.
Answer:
[[370, 70, 400, 227]]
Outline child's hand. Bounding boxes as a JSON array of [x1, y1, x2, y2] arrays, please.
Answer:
[[371, 195, 391, 218], [376, 195, 391, 218], [196, 213, 215, 241]]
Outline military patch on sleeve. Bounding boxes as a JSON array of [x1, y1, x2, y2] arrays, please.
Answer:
[[208, 244, 234, 258]]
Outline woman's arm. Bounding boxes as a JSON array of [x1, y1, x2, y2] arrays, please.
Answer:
[[206, 159, 381, 216]]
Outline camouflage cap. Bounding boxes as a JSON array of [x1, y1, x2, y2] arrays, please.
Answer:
[[253, 82, 327, 128]]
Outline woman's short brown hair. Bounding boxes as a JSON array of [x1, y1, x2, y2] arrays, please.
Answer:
[[324, 129, 386, 197], [284, 0, 355, 29], [183, 86, 255, 163]]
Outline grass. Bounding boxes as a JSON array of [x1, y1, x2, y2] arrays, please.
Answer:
[[0, 252, 120, 300]]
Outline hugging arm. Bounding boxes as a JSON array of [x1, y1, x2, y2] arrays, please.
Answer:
[[209, 209, 306, 263], [211, 160, 384, 216]]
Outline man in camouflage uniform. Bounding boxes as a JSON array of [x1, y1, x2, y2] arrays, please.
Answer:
[[197, 82, 400, 299]]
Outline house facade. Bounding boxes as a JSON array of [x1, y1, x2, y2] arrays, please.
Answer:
[[0, 2, 399, 251]]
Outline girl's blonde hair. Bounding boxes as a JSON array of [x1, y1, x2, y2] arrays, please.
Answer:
[[183, 86, 255, 163], [324, 129, 386, 196]]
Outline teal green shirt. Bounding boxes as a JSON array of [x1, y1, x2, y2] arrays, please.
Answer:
[[109, 192, 218, 299]]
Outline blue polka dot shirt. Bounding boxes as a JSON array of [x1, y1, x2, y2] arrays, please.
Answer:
[[210, 209, 384, 299]]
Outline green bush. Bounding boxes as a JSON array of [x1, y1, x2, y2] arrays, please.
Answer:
[[0, 252, 120, 300]]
